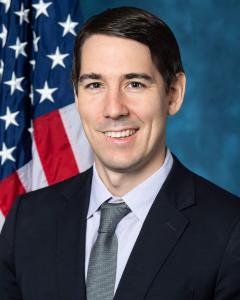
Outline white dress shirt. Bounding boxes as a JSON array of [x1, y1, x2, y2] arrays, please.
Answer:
[[85, 148, 173, 292]]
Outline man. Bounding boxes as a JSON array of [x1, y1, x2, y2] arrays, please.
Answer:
[[0, 6, 240, 300]]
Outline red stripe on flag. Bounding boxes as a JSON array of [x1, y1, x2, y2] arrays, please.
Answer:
[[0, 172, 26, 216], [34, 110, 79, 185]]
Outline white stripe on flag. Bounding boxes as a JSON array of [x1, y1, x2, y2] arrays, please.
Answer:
[[17, 138, 48, 192], [0, 210, 5, 233], [59, 103, 93, 172]]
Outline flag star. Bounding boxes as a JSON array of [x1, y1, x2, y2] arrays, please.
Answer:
[[0, 60, 4, 81], [14, 3, 30, 25], [33, 32, 40, 52], [28, 126, 34, 134], [0, 107, 19, 129], [47, 47, 69, 69], [35, 81, 58, 103], [32, 0, 52, 19], [0, 143, 16, 165], [0, 24, 7, 47], [0, 0, 11, 13], [28, 119, 34, 135], [58, 14, 78, 37], [30, 59, 36, 70], [4, 72, 24, 95], [29, 85, 34, 104], [9, 37, 27, 58]]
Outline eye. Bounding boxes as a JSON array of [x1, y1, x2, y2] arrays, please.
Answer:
[[85, 82, 103, 90], [127, 81, 146, 89]]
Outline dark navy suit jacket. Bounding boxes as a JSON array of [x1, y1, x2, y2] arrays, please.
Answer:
[[1, 156, 240, 299]]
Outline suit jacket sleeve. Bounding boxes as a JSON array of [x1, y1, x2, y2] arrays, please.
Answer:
[[214, 217, 240, 299], [0, 197, 22, 300]]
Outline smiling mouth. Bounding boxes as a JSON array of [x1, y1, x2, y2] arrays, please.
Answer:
[[104, 129, 137, 138]]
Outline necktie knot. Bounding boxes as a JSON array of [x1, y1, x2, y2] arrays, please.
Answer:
[[98, 201, 130, 234]]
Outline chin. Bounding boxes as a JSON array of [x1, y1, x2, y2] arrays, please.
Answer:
[[100, 157, 144, 174], [104, 161, 132, 171]]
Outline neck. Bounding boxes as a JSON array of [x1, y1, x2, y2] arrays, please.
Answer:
[[95, 147, 167, 197]]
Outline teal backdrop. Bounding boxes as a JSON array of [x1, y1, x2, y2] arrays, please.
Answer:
[[79, 0, 240, 196]]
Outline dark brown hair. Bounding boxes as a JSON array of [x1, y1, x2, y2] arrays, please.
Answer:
[[72, 6, 184, 93]]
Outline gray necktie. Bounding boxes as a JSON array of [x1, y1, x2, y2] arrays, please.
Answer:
[[86, 201, 130, 300]]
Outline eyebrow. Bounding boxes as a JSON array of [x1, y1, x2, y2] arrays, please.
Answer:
[[78, 73, 102, 83], [78, 72, 154, 83], [124, 73, 154, 82]]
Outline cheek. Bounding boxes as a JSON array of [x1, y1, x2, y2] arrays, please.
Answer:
[[137, 102, 167, 146], [78, 90, 105, 111], [135, 101, 166, 125], [78, 101, 100, 127]]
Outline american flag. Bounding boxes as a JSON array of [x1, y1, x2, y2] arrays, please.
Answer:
[[0, 0, 93, 231]]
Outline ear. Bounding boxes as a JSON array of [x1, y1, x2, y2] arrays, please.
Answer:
[[168, 72, 186, 116]]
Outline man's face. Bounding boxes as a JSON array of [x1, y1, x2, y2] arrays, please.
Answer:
[[77, 34, 175, 176]]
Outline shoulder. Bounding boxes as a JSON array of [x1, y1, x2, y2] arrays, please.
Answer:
[[1, 168, 93, 240], [23, 167, 92, 197], [194, 171, 239, 205], [16, 167, 93, 212], [193, 171, 240, 222], [171, 154, 240, 221]]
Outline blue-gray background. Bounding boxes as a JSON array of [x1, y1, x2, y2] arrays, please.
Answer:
[[80, 0, 240, 196]]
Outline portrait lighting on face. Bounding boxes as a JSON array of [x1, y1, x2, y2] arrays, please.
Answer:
[[0, 5, 239, 300], [73, 7, 186, 193]]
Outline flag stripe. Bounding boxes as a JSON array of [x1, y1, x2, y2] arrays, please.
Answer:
[[17, 137, 48, 192], [0, 211, 5, 232], [59, 103, 93, 172], [33, 109, 79, 185], [0, 172, 26, 216]]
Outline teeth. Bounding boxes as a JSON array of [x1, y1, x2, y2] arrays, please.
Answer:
[[104, 129, 136, 138]]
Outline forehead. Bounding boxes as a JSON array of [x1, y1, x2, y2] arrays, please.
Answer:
[[80, 34, 156, 76]]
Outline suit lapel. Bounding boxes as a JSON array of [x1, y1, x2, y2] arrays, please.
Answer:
[[114, 157, 195, 300], [56, 169, 93, 300]]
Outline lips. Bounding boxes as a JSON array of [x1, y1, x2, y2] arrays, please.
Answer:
[[104, 129, 137, 138]]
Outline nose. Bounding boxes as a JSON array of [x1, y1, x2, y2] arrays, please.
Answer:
[[103, 88, 129, 119]]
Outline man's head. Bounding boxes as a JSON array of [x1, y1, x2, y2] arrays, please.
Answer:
[[72, 6, 184, 94], [73, 7, 186, 186]]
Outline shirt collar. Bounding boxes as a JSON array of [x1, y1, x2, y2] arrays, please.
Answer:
[[87, 166, 112, 219], [88, 148, 173, 221]]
